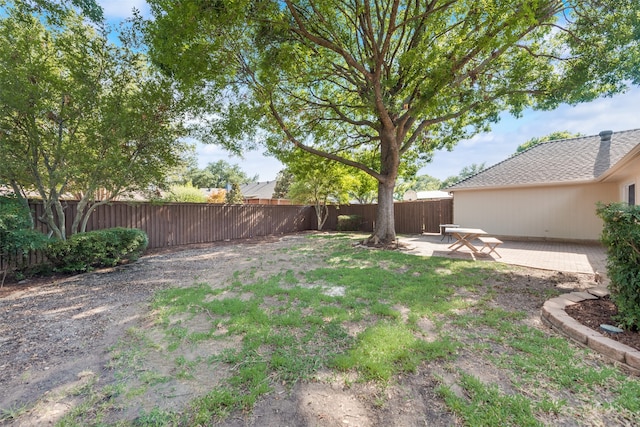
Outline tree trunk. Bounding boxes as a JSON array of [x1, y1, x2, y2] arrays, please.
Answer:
[[366, 128, 400, 245], [315, 202, 328, 230], [370, 179, 397, 244]]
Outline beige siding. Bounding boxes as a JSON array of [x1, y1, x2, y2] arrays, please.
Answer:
[[610, 156, 640, 202], [452, 183, 619, 241]]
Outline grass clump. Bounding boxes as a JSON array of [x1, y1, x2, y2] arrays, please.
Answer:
[[332, 321, 459, 381], [438, 372, 542, 427]]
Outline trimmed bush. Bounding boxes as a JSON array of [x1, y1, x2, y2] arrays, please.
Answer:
[[337, 215, 362, 231], [45, 227, 148, 273], [596, 202, 640, 331]]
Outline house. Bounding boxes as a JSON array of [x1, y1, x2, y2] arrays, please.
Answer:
[[447, 129, 640, 242], [240, 181, 290, 205], [403, 190, 453, 201]]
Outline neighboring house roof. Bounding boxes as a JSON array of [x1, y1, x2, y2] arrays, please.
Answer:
[[240, 181, 278, 199], [448, 129, 640, 190], [403, 190, 452, 201]]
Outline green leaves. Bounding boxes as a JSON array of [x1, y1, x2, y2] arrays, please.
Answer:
[[0, 4, 190, 237], [596, 202, 640, 330], [0, 195, 47, 267], [146, 0, 640, 242]]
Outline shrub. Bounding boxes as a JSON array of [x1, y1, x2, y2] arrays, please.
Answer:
[[336, 215, 362, 231], [163, 184, 207, 203], [207, 189, 226, 204], [0, 196, 48, 285], [45, 227, 148, 273], [596, 202, 640, 330]]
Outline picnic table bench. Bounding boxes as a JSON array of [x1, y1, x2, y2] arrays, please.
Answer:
[[478, 236, 503, 258], [446, 227, 503, 259]]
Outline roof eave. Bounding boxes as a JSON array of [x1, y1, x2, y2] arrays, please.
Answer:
[[596, 143, 640, 182], [448, 179, 597, 192]]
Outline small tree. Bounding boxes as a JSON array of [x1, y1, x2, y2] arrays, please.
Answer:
[[225, 183, 244, 204], [596, 202, 640, 331], [349, 170, 378, 204], [272, 169, 294, 199], [0, 195, 47, 286], [285, 152, 353, 230]]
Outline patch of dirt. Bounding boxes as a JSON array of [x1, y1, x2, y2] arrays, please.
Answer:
[[0, 234, 304, 425], [0, 232, 625, 426], [565, 296, 640, 352]]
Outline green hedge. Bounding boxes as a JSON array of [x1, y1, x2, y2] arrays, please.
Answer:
[[45, 227, 148, 273], [337, 215, 362, 231], [0, 196, 48, 276], [596, 202, 640, 331]]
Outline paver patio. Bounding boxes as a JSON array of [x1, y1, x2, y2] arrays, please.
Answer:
[[400, 234, 606, 278]]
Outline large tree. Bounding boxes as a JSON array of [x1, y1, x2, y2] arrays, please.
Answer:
[[146, 0, 640, 244], [0, 3, 189, 238]]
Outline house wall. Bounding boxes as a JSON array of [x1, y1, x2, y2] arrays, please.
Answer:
[[452, 182, 619, 241], [611, 155, 640, 203]]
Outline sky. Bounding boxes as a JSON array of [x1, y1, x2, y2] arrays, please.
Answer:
[[99, 1, 640, 182]]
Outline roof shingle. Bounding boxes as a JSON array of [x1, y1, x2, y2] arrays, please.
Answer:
[[448, 129, 640, 190]]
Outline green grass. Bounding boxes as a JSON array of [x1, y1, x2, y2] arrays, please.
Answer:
[[331, 321, 459, 381], [438, 372, 542, 426], [47, 233, 640, 426]]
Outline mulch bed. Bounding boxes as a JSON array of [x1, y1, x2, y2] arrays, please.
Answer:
[[565, 296, 640, 352]]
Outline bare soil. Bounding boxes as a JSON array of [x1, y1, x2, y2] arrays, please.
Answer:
[[565, 296, 640, 352], [0, 233, 633, 426]]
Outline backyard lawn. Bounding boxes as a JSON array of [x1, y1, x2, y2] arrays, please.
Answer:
[[1, 232, 638, 426]]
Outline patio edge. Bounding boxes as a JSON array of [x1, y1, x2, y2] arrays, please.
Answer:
[[541, 287, 640, 375]]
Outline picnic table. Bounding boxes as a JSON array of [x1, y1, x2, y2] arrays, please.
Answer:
[[446, 227, 503, 258], [446, 227, 487, 253]]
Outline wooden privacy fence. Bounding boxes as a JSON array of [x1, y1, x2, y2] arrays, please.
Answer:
[[1, 199, 452, 270], [28, 201, 315, 249], [324, 199, 453, 234]]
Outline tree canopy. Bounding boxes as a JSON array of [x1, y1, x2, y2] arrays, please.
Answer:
[[515, 131, 584, 153], [0, 3, 190, 238], [182, 160, 258, 189], [2, 0, 104, 22], [441, 163, 487, 188], [146, 0, 640, 244]]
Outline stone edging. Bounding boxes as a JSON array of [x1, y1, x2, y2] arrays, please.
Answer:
[[541, 286, 640, 375]]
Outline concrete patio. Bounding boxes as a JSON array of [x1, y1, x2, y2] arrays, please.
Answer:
[[399, 233, 607, 278]]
